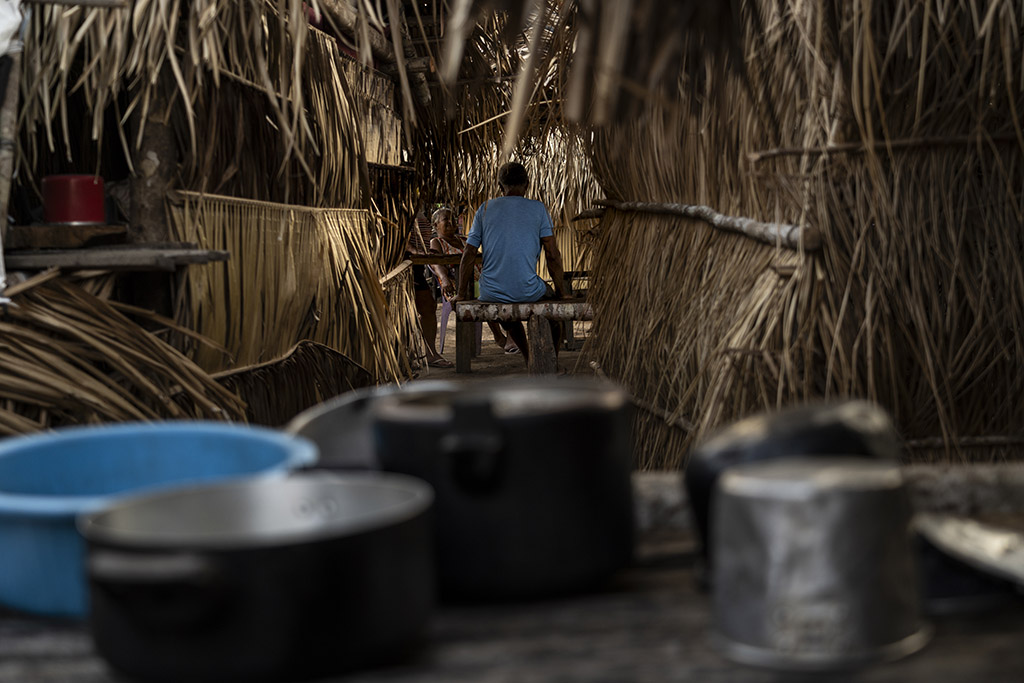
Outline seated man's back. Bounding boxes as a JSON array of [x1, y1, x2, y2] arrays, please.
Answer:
[[467, 195, 553, 303]]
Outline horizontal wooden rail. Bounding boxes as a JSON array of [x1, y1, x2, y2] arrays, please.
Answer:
[[595, 199, 820, 251]]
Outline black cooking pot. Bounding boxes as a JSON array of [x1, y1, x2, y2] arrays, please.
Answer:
[[370, 377, 635, 601], [684, 401, 900, 578], [77, 473, 434, 682]]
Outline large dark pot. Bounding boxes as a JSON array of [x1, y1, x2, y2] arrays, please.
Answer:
[[77, 473, 434, 682], [371, 377, 635, 600], [684, 401, 900, 577]]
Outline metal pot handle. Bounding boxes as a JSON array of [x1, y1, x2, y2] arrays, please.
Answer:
[[89, 550, 229, 631], [89, 551, 213, 584], [443, 398, 505, 496]]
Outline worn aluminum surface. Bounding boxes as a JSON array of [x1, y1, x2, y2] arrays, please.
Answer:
[[712, 457, 932, 671], [917, 513, 1024, 586]]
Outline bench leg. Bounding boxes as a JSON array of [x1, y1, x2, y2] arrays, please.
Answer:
[[456, 320, 475, 373], [526, 314, 557, 374]]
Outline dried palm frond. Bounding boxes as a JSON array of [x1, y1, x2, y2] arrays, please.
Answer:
[[576, 0, 1024, 468], [170, 192, 415, 382], [0, 276, 246, 435], [214, 340, 373, 426]]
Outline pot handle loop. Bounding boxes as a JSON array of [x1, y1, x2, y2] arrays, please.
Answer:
[[89, 551, 214, 584], [88, 551, 229, 631], [442, 397, 505, 496]]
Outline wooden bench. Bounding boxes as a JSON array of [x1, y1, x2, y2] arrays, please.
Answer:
[[454, 298, 593, 374]]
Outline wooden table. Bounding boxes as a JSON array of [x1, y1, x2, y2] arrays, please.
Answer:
[[4, 473, 1024, 682]]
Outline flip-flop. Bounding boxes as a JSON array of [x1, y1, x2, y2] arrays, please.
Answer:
[[428, 358, 454, 368], [504, 346, 520, 355]]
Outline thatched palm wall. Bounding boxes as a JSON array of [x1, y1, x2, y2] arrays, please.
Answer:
[[16, 0, 421, 387], [581, 0, 1024, 467]]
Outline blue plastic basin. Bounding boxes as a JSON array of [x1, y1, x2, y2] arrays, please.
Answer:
[[0, 422, 317, 618]]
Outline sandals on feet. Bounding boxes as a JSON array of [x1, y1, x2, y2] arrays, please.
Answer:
[[504, 345, 520, 355], [428, 357, 454, 368]]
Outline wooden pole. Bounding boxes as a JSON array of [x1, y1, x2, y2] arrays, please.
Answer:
[[129, 78, 177, 245], [127, 71, 178, 315], [596, 199, 821, 251], [0, 43, 23, 294], [526, 314, 557, 374]]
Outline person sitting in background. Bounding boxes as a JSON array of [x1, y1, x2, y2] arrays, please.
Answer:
[[407, 207, 452, 368], [453, 162, 566, 365], [429, 207, 518, 354]]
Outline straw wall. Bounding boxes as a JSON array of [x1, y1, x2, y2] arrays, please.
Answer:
[[581, 0, 1024, 467], [170, 194, 412, 382]]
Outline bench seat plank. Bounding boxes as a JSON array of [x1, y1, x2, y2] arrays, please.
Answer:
[[453, 298, 591, 374], [455, 298, 592, 323]]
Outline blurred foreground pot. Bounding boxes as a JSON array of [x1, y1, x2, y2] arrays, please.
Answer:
[[684, 401, 900, 577], [371, 377, 635, 600], [78, 473, 434, 682], [712, 458, 931, 671], [0, 422, 314, 618]]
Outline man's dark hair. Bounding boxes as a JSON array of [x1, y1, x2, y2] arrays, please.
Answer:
[[497, 162, 529, 190]]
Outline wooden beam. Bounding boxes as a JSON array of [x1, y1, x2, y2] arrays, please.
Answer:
[[379, 259, 411, 284], [22, 0, 129, 7], [5, 224, 127, 250], [318, 0, 395, 64], [5, 246, 230, 272], [410, 254, 481, 266], [596, 199, 821, 252]]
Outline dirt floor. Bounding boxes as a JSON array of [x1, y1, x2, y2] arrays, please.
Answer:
[[411, 313, 595, 381]]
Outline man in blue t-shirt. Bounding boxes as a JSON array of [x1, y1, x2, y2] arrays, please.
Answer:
[[454, 162, 566, 364]]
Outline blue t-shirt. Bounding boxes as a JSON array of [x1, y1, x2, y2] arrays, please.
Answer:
[[466, 196, 554, 303]]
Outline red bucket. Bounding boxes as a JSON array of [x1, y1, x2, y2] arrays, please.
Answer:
[[42, 175, 105, 225]]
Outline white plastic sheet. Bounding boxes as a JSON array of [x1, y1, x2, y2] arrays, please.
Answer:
[[0, 1, 20, 56]]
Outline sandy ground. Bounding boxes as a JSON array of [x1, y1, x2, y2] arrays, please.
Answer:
[[411, 312, 595, 381]]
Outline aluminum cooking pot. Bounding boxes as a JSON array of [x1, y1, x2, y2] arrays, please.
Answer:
[[287, 380, 458, 471], [370, 377, 635, 600], [77, 473, 434, 682], [684, 400, 900, 581]]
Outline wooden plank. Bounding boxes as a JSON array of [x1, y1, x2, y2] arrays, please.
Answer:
[[4, 246, 230, 272], [22, 0, 128, 7], [456, 299, 593, 323], [410, 254, 481, 266], [5, 224, 127, 250], [379, 259, 412, 285], [526, 314, 557, 375]]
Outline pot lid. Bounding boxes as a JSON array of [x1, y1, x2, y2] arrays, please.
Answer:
[[77, 472, 433, 549], [372, 377, 627, 423]]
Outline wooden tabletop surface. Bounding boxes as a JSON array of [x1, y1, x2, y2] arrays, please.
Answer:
[[3, 473, 1024, 682], [3, 541, 1024, 682]]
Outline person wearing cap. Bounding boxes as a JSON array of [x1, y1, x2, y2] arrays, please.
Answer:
[[453, 162, 566, 364]]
